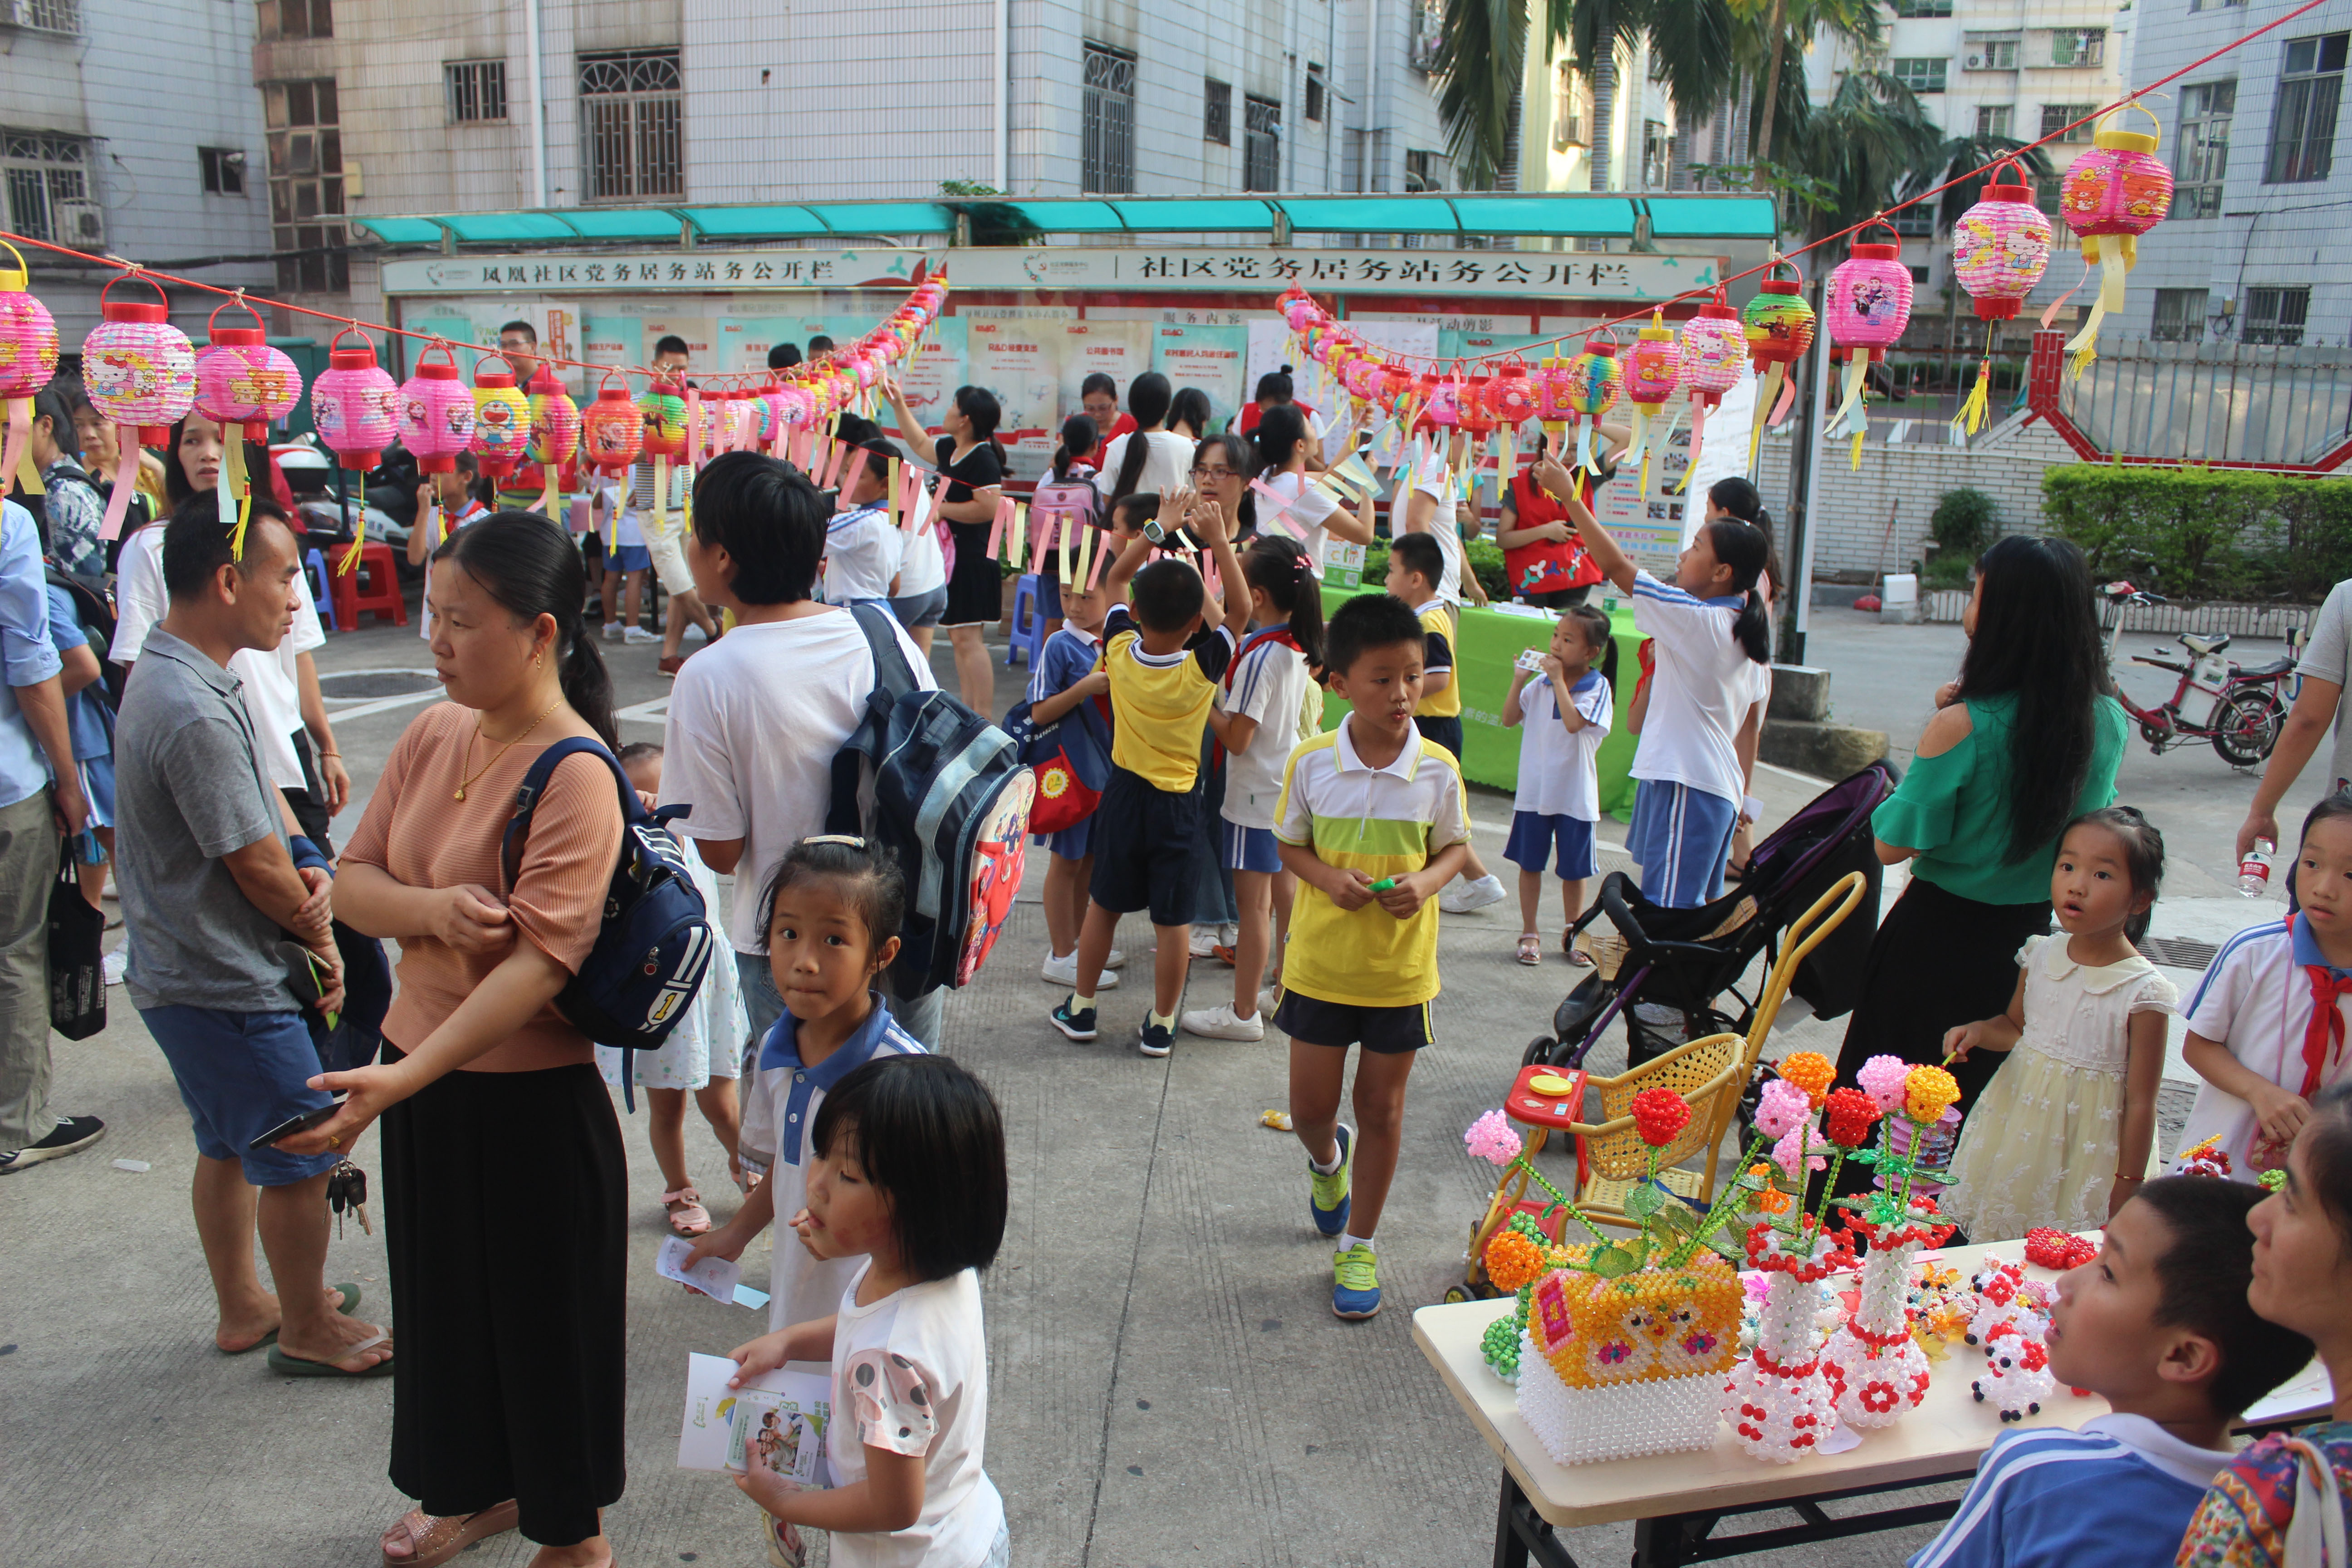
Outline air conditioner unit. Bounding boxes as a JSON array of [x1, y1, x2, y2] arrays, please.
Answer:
[[52, 199, 103, 250], [1966, 52, 1986, 68]]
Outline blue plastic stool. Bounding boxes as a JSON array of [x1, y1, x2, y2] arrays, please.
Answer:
[[1006, 573, 1049, 667], [305, 549, 337, 631]]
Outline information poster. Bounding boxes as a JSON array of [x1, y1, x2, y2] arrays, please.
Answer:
[[581, 315, 642, 383], [640, 315, 718, 378], [1438, 330, 1552, 363], [1152, 324, 1248, 429], [965, 318, 1062, 462], [1594, 420, 1690, 578], [397, 300, 583, 391], [1058, 320, 1150, 422], [717, 316, 802, 374], [893, 317, 969, 442]]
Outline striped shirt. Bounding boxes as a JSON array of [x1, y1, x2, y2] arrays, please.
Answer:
[[1909, 1415, 2236, 1568], [1274, 719, 1472, 1008]]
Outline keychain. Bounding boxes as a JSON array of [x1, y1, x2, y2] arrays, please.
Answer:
[[326, 1161, 372, 1239]]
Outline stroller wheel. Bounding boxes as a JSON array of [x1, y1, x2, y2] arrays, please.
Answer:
[[1522, 1035, 1558, 1068], [1442, 1284, 1471, 1304]]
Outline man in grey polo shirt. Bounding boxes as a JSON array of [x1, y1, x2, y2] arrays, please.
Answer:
[[116, 503, 390, 1374], [2242, 579, 2352, 860]]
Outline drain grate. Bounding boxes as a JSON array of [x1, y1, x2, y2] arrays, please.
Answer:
[[2142, 936, 2220, 971]]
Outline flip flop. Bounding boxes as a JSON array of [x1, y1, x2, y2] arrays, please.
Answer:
[[222, 1281, 364, 1354], [267, 1332, 394, 1377]]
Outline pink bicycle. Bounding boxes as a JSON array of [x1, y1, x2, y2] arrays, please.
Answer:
[[2099, 582, 2292, 767]]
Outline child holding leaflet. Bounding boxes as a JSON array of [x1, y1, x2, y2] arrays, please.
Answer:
[[722, 1053, 1009, 1568], [1027, 570, 1123, 990], [1274, 593, 1474, 1318], [1939, 808, 2176, 1238], [1182, 534, 1326, 1041], [1501, 605, 1615, 966]]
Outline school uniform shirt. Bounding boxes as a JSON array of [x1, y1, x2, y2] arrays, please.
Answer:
[[1220, 633, 1319, 831], [739, 999, 924, 1330], [1102, 603, 1234, 794], [1514, 671, 1613, 821], [111, 519, 327, 792], [1274, 720, 1473, 1009], [1907, 1414, 2236, 1568], [896, 488, 949, 598], [1259, 469, 1344, 577], [2177, 916, 2352, 1179], [822, 504, 904, 606], [1409, 447, 1472, 606], [1414, 598, 1463, 720], [1094, 429, 1191, 502], [1027, 624, 1113, 792], [828, 1260, 1004, 1568], [1627, 568, 1754, 808], [592, 474, 647, 549]]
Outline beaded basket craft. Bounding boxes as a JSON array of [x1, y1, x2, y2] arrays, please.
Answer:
[[1519, 1249, 1744, 1465]]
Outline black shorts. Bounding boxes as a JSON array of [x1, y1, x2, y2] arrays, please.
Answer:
[[1418, 714, 1464, 761], [1273, 990, 1436, 1054], [1087, 766, 1201, 927]]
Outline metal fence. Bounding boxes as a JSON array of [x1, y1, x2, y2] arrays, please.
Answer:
[[1923, 588, 2316, 638], [2057, 337, 2352, 466]]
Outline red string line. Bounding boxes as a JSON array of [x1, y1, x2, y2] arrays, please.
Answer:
[[0, 0, 2325, 382]]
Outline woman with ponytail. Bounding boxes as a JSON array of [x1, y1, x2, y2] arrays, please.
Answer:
[[1181, 535, 1327, 1041], [1533, 448, 1767, 909], [1253, 403, 1373, 578], [882, 377, 1006, 712], [1098, 371, 1190, 507], [302, 510, 629, 1568]]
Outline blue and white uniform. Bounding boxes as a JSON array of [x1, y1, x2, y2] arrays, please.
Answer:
[[1505, 668, 1612, 882], [1624, 568, 1759, 908]]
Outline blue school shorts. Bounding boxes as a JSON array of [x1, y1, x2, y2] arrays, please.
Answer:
[[1624, 779, 1740, 909], [137, 1004, 342, 1186], [608, 544, 652, 574], [1504, 811, 1598, 881], [1222, 820, 1282, 874]]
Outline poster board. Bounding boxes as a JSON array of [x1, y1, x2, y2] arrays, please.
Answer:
[[1152, 323, 1249, 429], [965, 318, 1063, 482], [398, 300, 584, 392]]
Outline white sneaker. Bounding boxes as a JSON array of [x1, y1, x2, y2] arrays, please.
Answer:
[[624, 626, 661, 644], [1189, 927, 1220, 957], [102, 948, 126, 987], [1039, 950, 1119, 989], [1259, 986, 1283, 1019], [602, 621, 623, 641], [1438, 873, 1509, 915], [1104, 946, 1127, 970], [1180, 1002, 1265, 1041]]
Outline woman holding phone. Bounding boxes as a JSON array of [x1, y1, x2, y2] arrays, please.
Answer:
[[280, 513, 628, 1568]]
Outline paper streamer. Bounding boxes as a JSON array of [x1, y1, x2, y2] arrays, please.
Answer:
[[97, 438, 137, 541], [837, 447, 869, 508], [884, 456, 901, 532], [1058, 512, 1073, 585], [1010, 501, 1028, 571], [1085, 523, 1108, 589], [684, 389, 703, 469], [1, 397, 37, 500], [1248, 477, 1307, 541]]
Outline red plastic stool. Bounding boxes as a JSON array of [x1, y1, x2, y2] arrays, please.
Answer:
[[329, 541, 407, 628]]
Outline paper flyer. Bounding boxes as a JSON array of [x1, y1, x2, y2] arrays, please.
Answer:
[[677, 1352, 833, 1486]]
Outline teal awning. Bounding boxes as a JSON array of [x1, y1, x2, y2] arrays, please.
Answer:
[[674, 206, 833, 237], [1450, 196, 1638, 236], [1643, 196, 1780, 239]]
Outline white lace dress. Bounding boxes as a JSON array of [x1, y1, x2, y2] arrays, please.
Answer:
[[1940, 935, 2177, 1242]]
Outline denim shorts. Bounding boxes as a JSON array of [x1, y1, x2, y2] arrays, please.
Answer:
[[890, 585, 949, 629], [137, 1004, 341, 1186]]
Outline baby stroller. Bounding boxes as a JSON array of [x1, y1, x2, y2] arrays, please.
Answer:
[[1524, 760, 1899, 1074]]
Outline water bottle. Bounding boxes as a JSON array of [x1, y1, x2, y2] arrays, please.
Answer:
[[2239, 838, 2276, 897]]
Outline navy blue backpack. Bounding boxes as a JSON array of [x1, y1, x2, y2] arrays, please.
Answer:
[[502, 737, 717, 1107]]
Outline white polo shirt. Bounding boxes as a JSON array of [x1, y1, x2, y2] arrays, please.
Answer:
[[1628, 569, 1754, 807], [1513, 669, 1614, 822], [2178, 916, 2352, 1179]]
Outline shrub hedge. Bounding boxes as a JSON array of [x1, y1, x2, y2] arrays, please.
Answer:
[[1361, 533, 1513, 603], [2040, 465, 2352, 603]]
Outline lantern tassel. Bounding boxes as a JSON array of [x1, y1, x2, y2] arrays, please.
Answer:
[[1748, 364, 1787, 472], [1575, 419, 1593, 475], [1, 397, 39, 500], [1828, 354, 1872, 442], [650, 454, 669, 550], [219, 436, 244, 530], [1498, 430, 1515, 486], [98, 434, 138, 542], [2063, 235, 2131, 380], [1954, 360, 1994, 440], [1676, 396, 1706, 495], [337, 472, 366, 574], [230, 489, 253, 563], [1767, 364, 1800, 428], [1625, 406, 1651, 478]]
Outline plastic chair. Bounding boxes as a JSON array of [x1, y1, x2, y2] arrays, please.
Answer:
[[1006, 573, 1048, 667], [304, 549, 337, 631], [328, 540, 408, 629]]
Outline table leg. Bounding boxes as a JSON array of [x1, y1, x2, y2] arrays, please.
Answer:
[[1494, 1471, 1581, 1568], [1631, 1511, 1715, 1568]]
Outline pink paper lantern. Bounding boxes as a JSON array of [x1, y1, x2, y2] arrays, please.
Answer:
[[1533, 359, 1576, 428], [1952, 161, 2053, 323], [1485, 363, 1539, 430], [399, 343, 477, 474], [195, 301, 302, 443], [470, 359, 532, 479], [1422, 377, 1463, 426], [1626, 312, 1683, 409], [310, 328, 399, 470], [1677, 291, 1748, 407], [2060, 105, 2175, 363], [527, 366, 579, 471], [0, 244, 59, 400], [81, 275, 196, 446], [1826, 237, 1914, 361]]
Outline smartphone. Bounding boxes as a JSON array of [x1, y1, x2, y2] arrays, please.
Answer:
[[248, 1093, 349, 1151]]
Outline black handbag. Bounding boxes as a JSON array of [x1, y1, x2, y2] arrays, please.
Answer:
[[47, 842, 105, 1041]]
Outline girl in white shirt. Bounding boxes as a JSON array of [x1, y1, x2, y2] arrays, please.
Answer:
[[725, 1054, 1009, 1568], [1539, 449, 1769, 910], [1502, 605, 1615, 966], [1250, 404, 1373, 578], [1096, 372, 1193, 507]]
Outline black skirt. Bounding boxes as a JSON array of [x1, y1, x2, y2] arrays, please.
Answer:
[[1828, 876, 2049, 1197], [942, 520, 1003, 627], [379, 1049, 627, 1547]]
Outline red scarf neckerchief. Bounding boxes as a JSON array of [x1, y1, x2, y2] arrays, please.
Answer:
[[2290, 910, 2352, 1098]]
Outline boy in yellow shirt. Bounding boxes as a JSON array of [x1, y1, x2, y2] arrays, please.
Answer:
[[1384, 531, 1508, 914], [1274, 593, 1473, 1318], [1052, 490, 1250, 1057]]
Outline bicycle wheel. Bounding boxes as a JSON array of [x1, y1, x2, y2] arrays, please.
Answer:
[[2211, 686, 2287, 767]]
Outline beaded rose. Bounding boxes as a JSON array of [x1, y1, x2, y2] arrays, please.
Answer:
[[1632, 1087, 1692, 1148], [1777, 1051, 1837, 1108]]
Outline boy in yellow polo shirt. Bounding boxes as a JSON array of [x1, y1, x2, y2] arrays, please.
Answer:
[[1052, 490, 1250, 1057], [1274, 593, 1473, 1318], [1385, 531, 1509, 915]]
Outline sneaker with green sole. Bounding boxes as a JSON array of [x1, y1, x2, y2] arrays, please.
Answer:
[[1332, 1242, 1382, 1318], [1308, 1123, 1352, 1237]]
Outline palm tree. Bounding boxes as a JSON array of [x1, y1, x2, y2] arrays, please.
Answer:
[[1730, 0, 1884, 178], [1779, 70, 1947, 246], [1900, 133, 2054, 233]]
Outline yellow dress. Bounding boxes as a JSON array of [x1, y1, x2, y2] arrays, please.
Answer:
[[1940, 935, 2176, 1242]]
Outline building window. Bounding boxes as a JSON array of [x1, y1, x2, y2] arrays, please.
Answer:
[[1552, 64, 1589, 148], [9, 0, 79, 34], [1891, 205, 1936, 235], [2174, 80, 2234, 218], [1965, 35, 2019, 71], [263, 77, 347, 293], [1243, 94, 1281, 191], [1403, 148, 1446, 192], [199, 146, 245, 195], [2242, 285, 2311, 345], [1893, 0, 1952, 16], [1081, 43, 1136, 193], [2040, 103, 2096, 142], [1, 133, 93, 247], [1892, 58, 1947, 93], [1642, 119, 1670, 188], [1976, 104, 2014, 137], [578, 49, 681, 201], [2034, 173, 2064, 215], [1407, 0, 1444, 72], [2264, 33, 2346, 184], [1204, 77, 1230, 145], [259, 0, 331, 39], [446, 60, 507, 124], [2151, 289, 2208, 342], [1305, 64, 1325, 124], [2045, 29, 2104, 67]]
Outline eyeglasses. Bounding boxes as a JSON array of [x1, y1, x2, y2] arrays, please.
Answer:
[[1190, 466, 1235, 479]]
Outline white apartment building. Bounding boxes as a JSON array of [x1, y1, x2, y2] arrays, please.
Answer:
[[1514, 38, 1690, 196], [2, 0, 273, 345], [251, 0, 1457, 324], [2127, 0, 2350, 346]]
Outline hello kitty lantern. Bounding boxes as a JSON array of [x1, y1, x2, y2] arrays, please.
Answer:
[[309, 328, 400, 472], [0, 243, 59, 504], [83, 275, 198, 538], [399, 343, 477, 475], [1624, 312, 1683, 495], [470, 360, 532, 479], [2061, 104, 2174, 372], [1484, 363, 1539, 476], [1675, 289, 1748, 494], [194, 299, 302, 527], [1825, 227, 1915, 468], [1952, 161, 2053, 323]]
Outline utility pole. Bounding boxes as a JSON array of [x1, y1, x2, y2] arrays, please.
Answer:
[[1778, 279, 1830, 665]]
